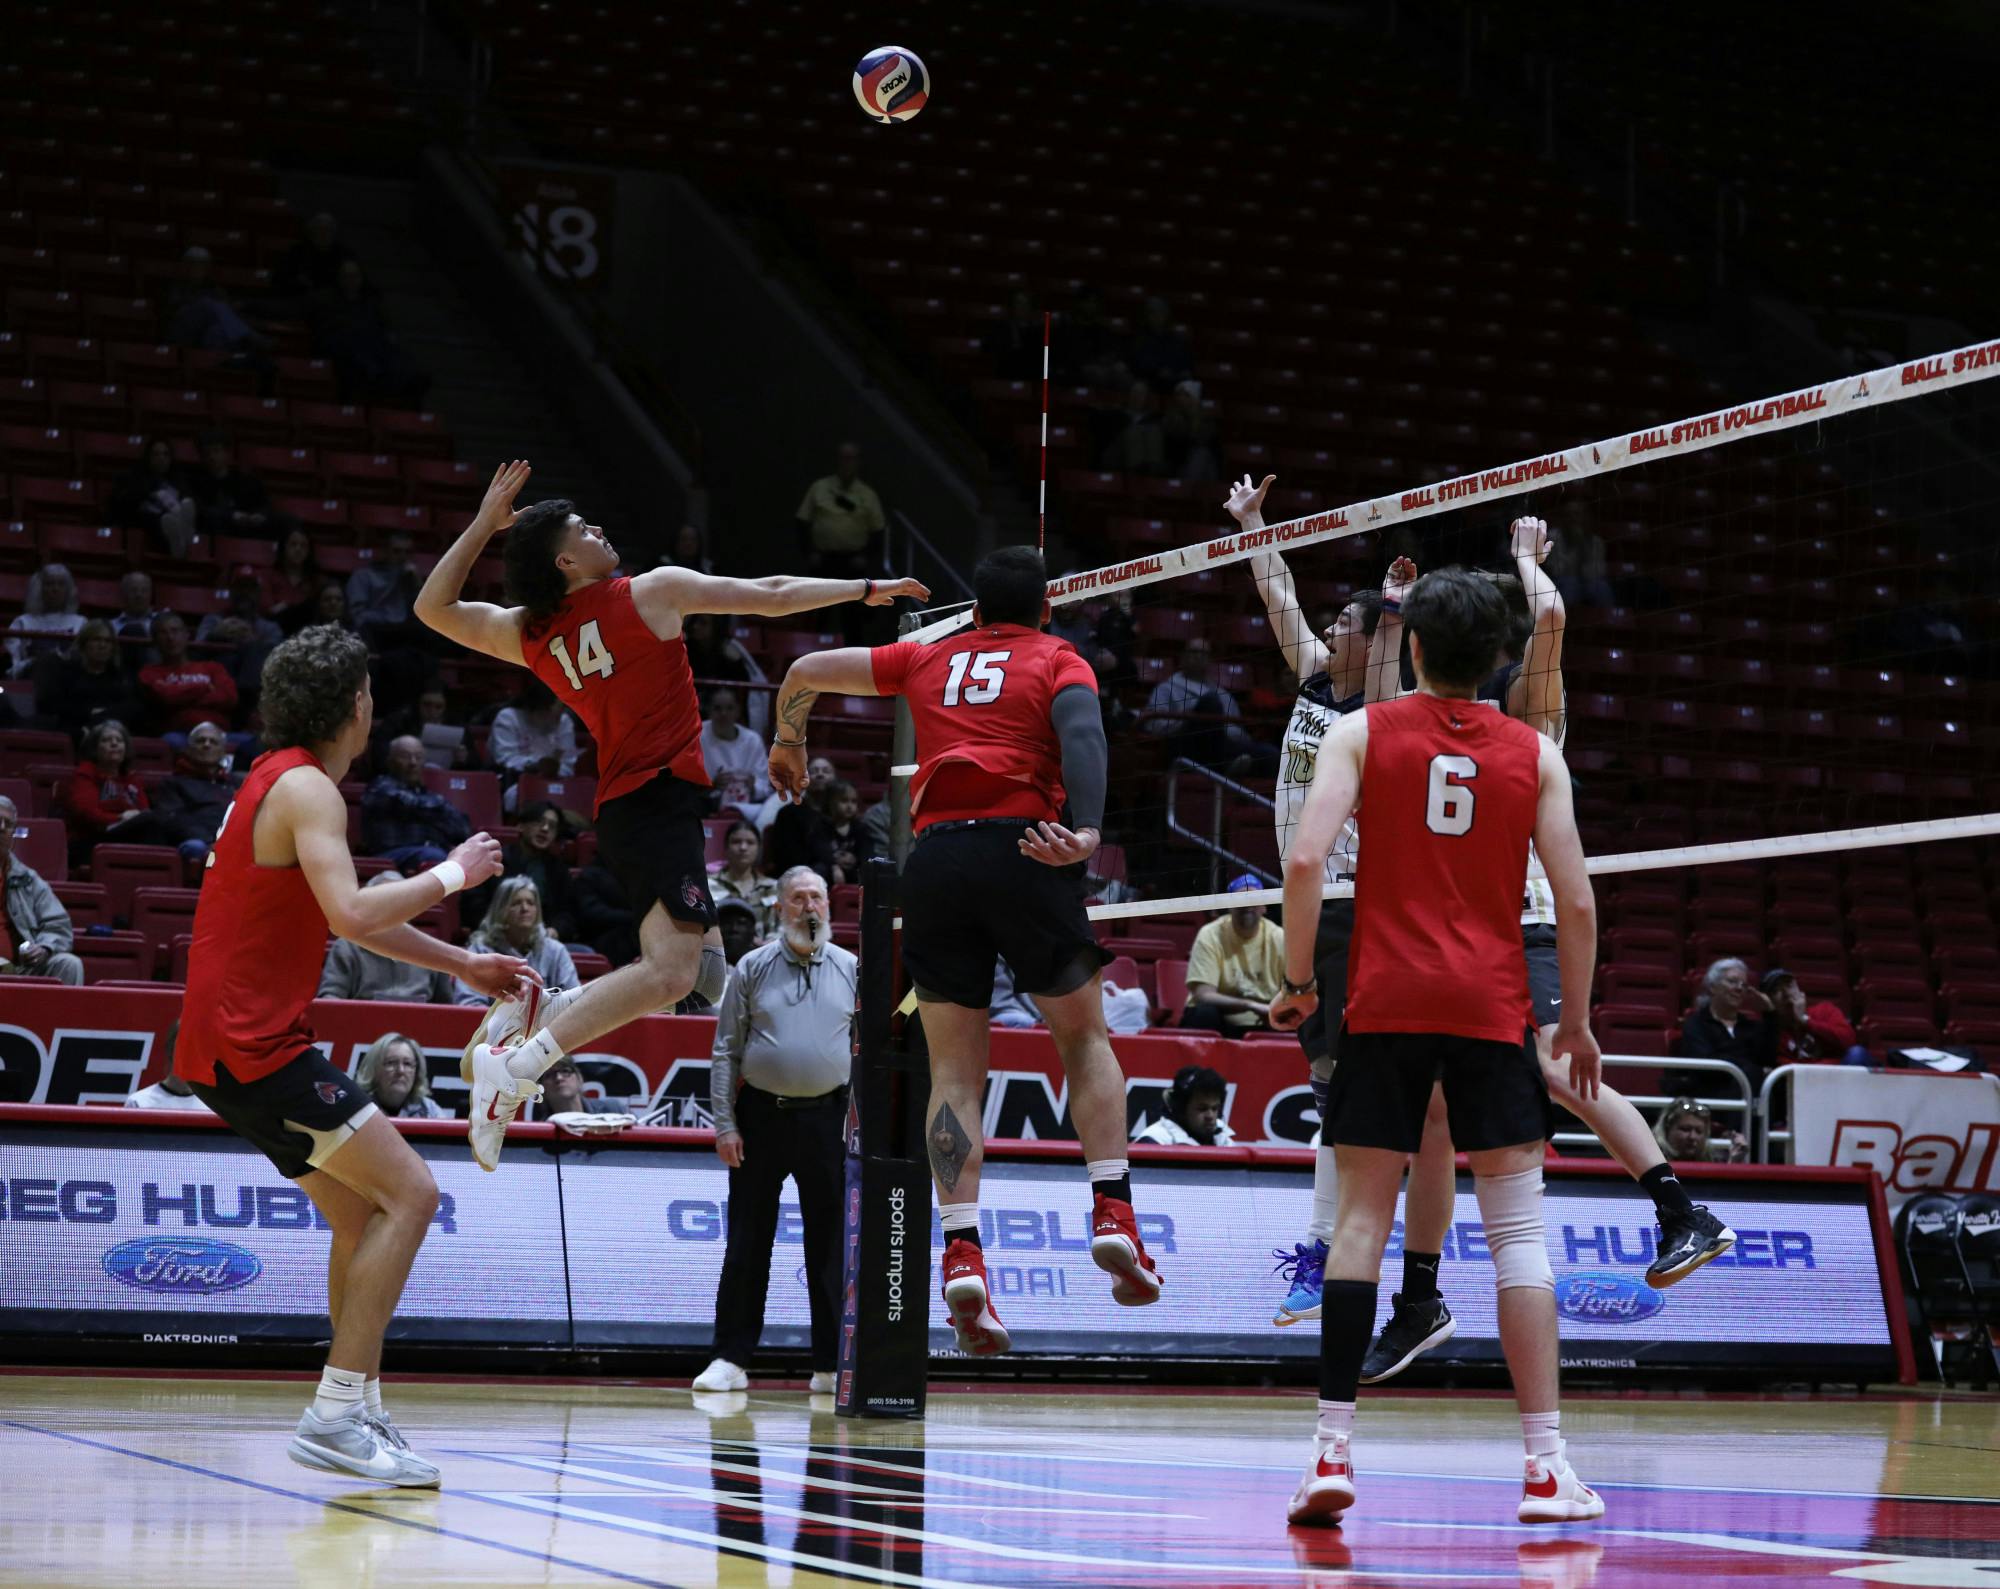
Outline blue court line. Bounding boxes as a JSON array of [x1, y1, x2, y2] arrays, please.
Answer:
[[0, 1420, 692, 1589]]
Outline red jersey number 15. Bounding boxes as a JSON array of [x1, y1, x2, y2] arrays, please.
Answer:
[[942, 649, 1010, 706], [549, 619, 616, 692]]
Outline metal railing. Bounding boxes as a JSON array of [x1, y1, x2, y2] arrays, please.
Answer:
[[1163, 757, 1277, 895], [888, 509, 974, 603], [1758, 1063, 1804, 1164], [1553, 1055, 1753, 1159]]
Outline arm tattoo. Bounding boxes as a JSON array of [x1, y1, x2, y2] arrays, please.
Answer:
[[776, 682, 818, 744], [928, 1102, 974, 1193]]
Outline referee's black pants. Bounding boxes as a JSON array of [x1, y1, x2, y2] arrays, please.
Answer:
[[712, 1084, 846, 1372]]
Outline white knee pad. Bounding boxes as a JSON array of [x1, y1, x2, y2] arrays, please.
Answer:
[[1474, 1165, 1554, 1293], [694, 944, 729, 1006]]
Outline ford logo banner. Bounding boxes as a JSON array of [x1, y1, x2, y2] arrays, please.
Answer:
[[1554, 1272, 1666, 1324], [102, 1238, 262, 1296]]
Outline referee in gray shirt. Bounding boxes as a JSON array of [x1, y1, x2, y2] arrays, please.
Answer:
[[692, 865, 858, 1394]]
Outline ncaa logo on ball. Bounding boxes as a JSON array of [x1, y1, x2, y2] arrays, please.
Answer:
[[853, 45, 930, 124], [1554, 1272, 1665, 1324]]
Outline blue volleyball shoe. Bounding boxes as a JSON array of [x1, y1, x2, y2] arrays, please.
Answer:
[[1272, 1237, 1327, 1326]]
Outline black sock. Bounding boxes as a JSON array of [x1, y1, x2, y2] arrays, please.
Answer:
[[1091, 1173, 1132, 1204], [1401, 1250, 1442, 1305], [944, 1224, 982, 1250], [1641, 1163, 1695, 1221], [1318, 1278, 1379, 1403]]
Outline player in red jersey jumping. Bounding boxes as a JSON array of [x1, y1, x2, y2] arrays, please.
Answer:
[[1267, 568, 1605, 1529], [766, 546, 1161, 1355], [175, 624, 536, 1485], [414, 462, 926, 1168]]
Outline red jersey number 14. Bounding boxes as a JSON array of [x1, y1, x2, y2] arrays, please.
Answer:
[[548, 619, 616, 691]]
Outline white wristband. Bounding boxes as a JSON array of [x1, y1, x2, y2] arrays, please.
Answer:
[[427, 859, 467, 895]]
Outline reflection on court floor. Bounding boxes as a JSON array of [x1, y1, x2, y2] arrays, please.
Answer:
[[2, 1375, 1996, 1588]]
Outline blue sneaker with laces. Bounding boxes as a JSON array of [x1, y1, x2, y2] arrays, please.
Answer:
[[1272, 1237, 1327, 1326]]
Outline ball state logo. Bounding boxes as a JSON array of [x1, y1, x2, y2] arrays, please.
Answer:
[[315, 1081, 345, 1105], [682, 878, 708, 913]]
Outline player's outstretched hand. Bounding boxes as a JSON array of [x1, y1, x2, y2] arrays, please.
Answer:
[[768, 740, 808, 802], [715, 1129, 745, 1169], [461, 953, 542, 1002], [1019, 821, 1099, 867], [1510, 515, 1551, 565], [1552, 1019, 1602, 1102], [472, 459, 531, 535], [1268, 987, 1318, 1031], [865, 577, 931, 606], [450, 832, 506, 888], [1382, 555, 1418, 606], [1225, 472, 1275, 525]]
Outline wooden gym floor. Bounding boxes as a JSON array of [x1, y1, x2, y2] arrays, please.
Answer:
[[0, 1372, 1995, 1588]]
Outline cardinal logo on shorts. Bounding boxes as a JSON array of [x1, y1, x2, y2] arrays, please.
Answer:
[[683, 879, 708, 912], [315, 1081, 345, 1105]]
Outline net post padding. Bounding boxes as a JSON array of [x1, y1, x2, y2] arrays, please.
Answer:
[[904, 336, 2000, 645], [835, 854, 931, 1420]]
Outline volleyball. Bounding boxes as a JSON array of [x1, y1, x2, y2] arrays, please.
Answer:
[[852, 45, 929, 124]]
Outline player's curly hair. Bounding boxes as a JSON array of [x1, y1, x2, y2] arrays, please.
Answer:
[[504, 498, 578, 624], [260, 624, 372, 750]]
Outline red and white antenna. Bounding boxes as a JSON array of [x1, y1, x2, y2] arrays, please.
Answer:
[[1038, 310, 1051, 551]]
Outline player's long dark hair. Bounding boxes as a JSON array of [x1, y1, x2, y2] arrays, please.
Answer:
[[260, 624, 371, 749], [504, 498, 578, 624]]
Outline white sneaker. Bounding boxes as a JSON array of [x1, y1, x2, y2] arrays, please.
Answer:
[[808, 1371, 836, 1394], [1286, 1435, 1356, 1527], [462, 980, 546, 1074], [464, 1042, 539, 1173], [692, 1357, 748, 1392], [1518, 1443, 1605, 1524], [288, 1404, 440, 1488]]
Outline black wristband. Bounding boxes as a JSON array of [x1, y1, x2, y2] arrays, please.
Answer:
[[863, 577, 875, 601]]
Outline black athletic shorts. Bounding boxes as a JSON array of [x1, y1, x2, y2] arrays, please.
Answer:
[[187, 1048, 380, 1180], [1522, 924, 1561, 1029], [1296, 896, 1355, 1067], [1326, 1026, 1551, 1155], [901, 821, 1107, 1009], [595, 769, 717, 929]]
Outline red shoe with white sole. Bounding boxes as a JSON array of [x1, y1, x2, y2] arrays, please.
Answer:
[[940, 1239, 1011, 1355], [1518, 1445, 1605, 1524], [1090, 1193, 1162, 1305], [1286, 1437, 1356, 1526]]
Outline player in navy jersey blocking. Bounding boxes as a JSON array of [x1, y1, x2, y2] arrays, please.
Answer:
[[1268, 568, 1605, 1529], [768, 546, 1161, 1355]]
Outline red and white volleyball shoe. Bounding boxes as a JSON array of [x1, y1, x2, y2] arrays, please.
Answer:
[[1518, 1444, 1605, 1524], [1286, 1435, 1356, 1527], [940, 1239, 1011, 1355], [1090, 1193, 1163, 1305]]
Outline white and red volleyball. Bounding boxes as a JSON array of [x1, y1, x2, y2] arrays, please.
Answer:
[[852, 45, 930, 124]]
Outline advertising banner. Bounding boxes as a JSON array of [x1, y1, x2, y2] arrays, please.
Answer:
[[1789, 1066, 2000, 1216]]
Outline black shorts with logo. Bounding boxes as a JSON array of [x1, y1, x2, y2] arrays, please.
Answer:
[[594, 768, 718, 930], [901, 821, 1107, 1009], [1296, 897, 1355, 1068], [1522, 924, 1561, 1029], [1326, 1026, 1551, 1155], [187, 1048, 380, 1180]]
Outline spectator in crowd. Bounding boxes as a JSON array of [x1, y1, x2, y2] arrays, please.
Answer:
[[700, 686, 770, 811], [1757, 968, 1869, 1067], [7, 563, 83, 679], [709, 820, 778, 942], [660, 522, 713, 575], [795, 441, 886, 587], [187, 432, 285, 540], [1651, 1097, 1749, 1164], [112, 572, 162, 668], [1052, 285, 1127, 387], [1134, 1065, 1236, 1146], [454, 876, 578, 1004], [860, 792, 893, 858], [983, 289, 1045, 380], [162, 246, 270, 366], [1127, 294, 1194, 387], [1098, 378, 1167, 474], [534, 1055, 590, 1118], [990, 956, 1042, 1028], [683, 614, 771, 737], [38, 619, 138, 744], [0, 795, 84, 986], [468, 801, 577, 942], [65, 719, 180, 853], [260, 525, 323, 633], [356, 1032, 450, 1120], [274, 211, 355, 299], [572, 856, 639, 967], [195, 566, 284, 692], [317, 871, 458, 1003], [716, 899, 761, 967], [1160, 378, 1221, 482], [313, 581, 353, 630], [765, 755, 838, 875], [149, 719, 241, 859], [310, 258, 431, 407], [372, 676, 470, 769], [138, 612, 239, 735], [1669, 956, 1772, 1097], [487, 677, 578, 813], [108, 437, 199, 553], [361, 733, 470, 870], [1180, 875, 1285, 1034], [693, 865, 855, 1396], [1140, 635, 1265, 771], [823, 779, 879, 885]]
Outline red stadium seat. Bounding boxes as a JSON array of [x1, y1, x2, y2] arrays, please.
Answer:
[[130, 885, 201, 964], [572, 951, 612, 982], [1592, 1005, 1672, 1057], [9, 816, 67, 881], [404, 456, 484, 510], [51, 880, 109, 929], [424, 768, 502, 833], [0, 729, 74, 775], [1154, 958, 1190, 1024], [73, 929, 153, 983], [516, 774, 596, 815], [89, 844, 183, 924], [321, 450, 404, 501]]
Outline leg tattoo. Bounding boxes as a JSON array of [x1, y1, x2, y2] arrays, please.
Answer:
[[929, 1102, 974, 1194]]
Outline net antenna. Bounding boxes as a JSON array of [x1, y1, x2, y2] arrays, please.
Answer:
[[1039, 309, 1051, 552]]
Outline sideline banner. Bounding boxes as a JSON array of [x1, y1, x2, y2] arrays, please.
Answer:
[[1789, 1066, 2000, 1216]]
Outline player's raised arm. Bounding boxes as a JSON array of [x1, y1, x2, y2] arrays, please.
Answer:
[[1532, 732, 1600, 1098], [1228, 474, 1328, 681], [1269, 709, 1368, 1029], [1508, 516, 1567, 738], [1365, 555, 1417, 702], [414, 460, 533, 664], [635, 565, 930, 623], [765, 645, 882, 798]]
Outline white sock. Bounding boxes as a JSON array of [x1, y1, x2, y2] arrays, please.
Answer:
[[1522, 1410, 1561, 1464], [506, 1025, 564, 1083], [1307, 1143, 1338, 1243], [1085, 1157, 1128, 1184], [1316, 1398, 1355, 1446], [312, 1365, 366, 1420], [939, 1202, 980, 1237], [363, 1378, 384, 1418]]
